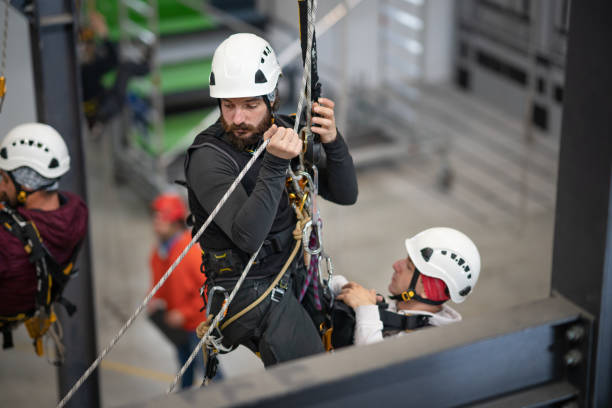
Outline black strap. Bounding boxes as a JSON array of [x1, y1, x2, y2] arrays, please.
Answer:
[[204, 352, 220, 383], [298, 0, 322, 102], [57, 297, 77, 316], [329, 300, 430, 349], [2, 328, 14, 349], [379, 308, 430, 331], [257, 224, 295, 260], [388, 268, 446, 306]]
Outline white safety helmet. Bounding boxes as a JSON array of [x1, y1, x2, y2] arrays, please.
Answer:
[[405, 227, 481, 303], [209, 33, 282, 99], [0, 123, 70, 179]]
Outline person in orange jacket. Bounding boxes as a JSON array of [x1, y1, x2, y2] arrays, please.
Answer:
[[147, 193, 215, 388]]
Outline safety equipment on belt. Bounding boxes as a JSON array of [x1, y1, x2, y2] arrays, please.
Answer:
[[200, 223, 295, 285], [209, 33, 282, 100], [0, 202, 81, 362], [151, 193, 187, 223], [400, 227, 481, 304], [323, 299, 431, 350]]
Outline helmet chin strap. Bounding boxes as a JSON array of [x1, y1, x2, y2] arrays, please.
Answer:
[[389, 268, 446, 306], [7, 171, 54, 206], [263, 89, 278, 124]]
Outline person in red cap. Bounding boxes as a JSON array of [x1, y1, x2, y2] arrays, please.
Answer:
[[331, 227, 481, 346], [147, 193, 212, 388]]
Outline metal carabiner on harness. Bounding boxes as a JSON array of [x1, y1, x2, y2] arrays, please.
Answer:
[[205, 286, 228, 318], [302, 218, 323, 255], [322, 253, 335, 308], [204, 286, 233, 353]]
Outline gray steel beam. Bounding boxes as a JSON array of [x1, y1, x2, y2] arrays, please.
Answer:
[[26, 1, 101, 407], [550, 1, 612, 406], [124, 296, 588, 407], [469, 381, 578, 408]]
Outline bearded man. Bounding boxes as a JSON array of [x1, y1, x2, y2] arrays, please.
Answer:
[[184, 33, 358, 366]]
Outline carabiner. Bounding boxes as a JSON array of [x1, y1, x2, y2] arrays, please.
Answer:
[[206, 286, 229, 318], [302, 219, 322, 255]]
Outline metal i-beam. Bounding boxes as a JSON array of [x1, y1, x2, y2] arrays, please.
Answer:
[[550, 1, 612, 406], [25, 1, 101, 407], [125, 296, 589, 407]]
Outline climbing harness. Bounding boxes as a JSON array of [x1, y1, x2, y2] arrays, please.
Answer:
[[180, 213, 309, 392], [0, 0, 9, 112], [327, 299, 431, 350], [167, 240, 265, 393], [0, 202, 80, 365]]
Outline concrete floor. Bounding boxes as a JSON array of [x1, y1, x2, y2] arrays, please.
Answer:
[[0, 85, 558, 407]]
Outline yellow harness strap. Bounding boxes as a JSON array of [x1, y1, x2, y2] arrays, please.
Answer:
[[24, 311, 57, 356]]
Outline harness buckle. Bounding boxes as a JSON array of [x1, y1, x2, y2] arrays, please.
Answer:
[[271, 287, 285, 302], [271, 276, 290, 302]]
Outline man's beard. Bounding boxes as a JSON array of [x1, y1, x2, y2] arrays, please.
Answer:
[[221, 112, 272, 151]]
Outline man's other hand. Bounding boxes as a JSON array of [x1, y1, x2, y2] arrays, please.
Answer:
[[336, 282, 377, 309], [196, 315, 214, 339], [311, 97, 337, 143], [264, 124, 303, 160]]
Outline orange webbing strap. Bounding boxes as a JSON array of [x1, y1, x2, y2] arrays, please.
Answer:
[[321, 322, 333, 352]]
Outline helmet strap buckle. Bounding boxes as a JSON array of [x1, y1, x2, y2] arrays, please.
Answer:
[[17, 190, 27, 204]]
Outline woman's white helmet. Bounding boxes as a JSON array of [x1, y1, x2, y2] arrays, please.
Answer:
[[0, 123, 70, 179], [209, 33, 282, 99], [405, 227, 481, 303]]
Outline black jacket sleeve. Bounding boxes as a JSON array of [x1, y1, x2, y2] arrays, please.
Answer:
[[316, 133, 358, 205], [187, 147, 290, 254]]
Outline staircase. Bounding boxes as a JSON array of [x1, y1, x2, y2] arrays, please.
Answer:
[[93, 0, 265, 198]]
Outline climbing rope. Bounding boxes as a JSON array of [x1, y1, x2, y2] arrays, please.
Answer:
[[290, 0, 317, 176], [58, 0, 319, 403], [0, 0, 9, 112]]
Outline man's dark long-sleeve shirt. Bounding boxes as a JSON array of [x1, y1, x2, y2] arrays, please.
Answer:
[[186, 122, 357, 257]]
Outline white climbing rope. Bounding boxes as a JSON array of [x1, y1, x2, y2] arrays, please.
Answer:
[[0, 0, 9, 112]]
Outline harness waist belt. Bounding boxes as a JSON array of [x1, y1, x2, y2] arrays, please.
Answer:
[[257, 224, 295, 260]]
